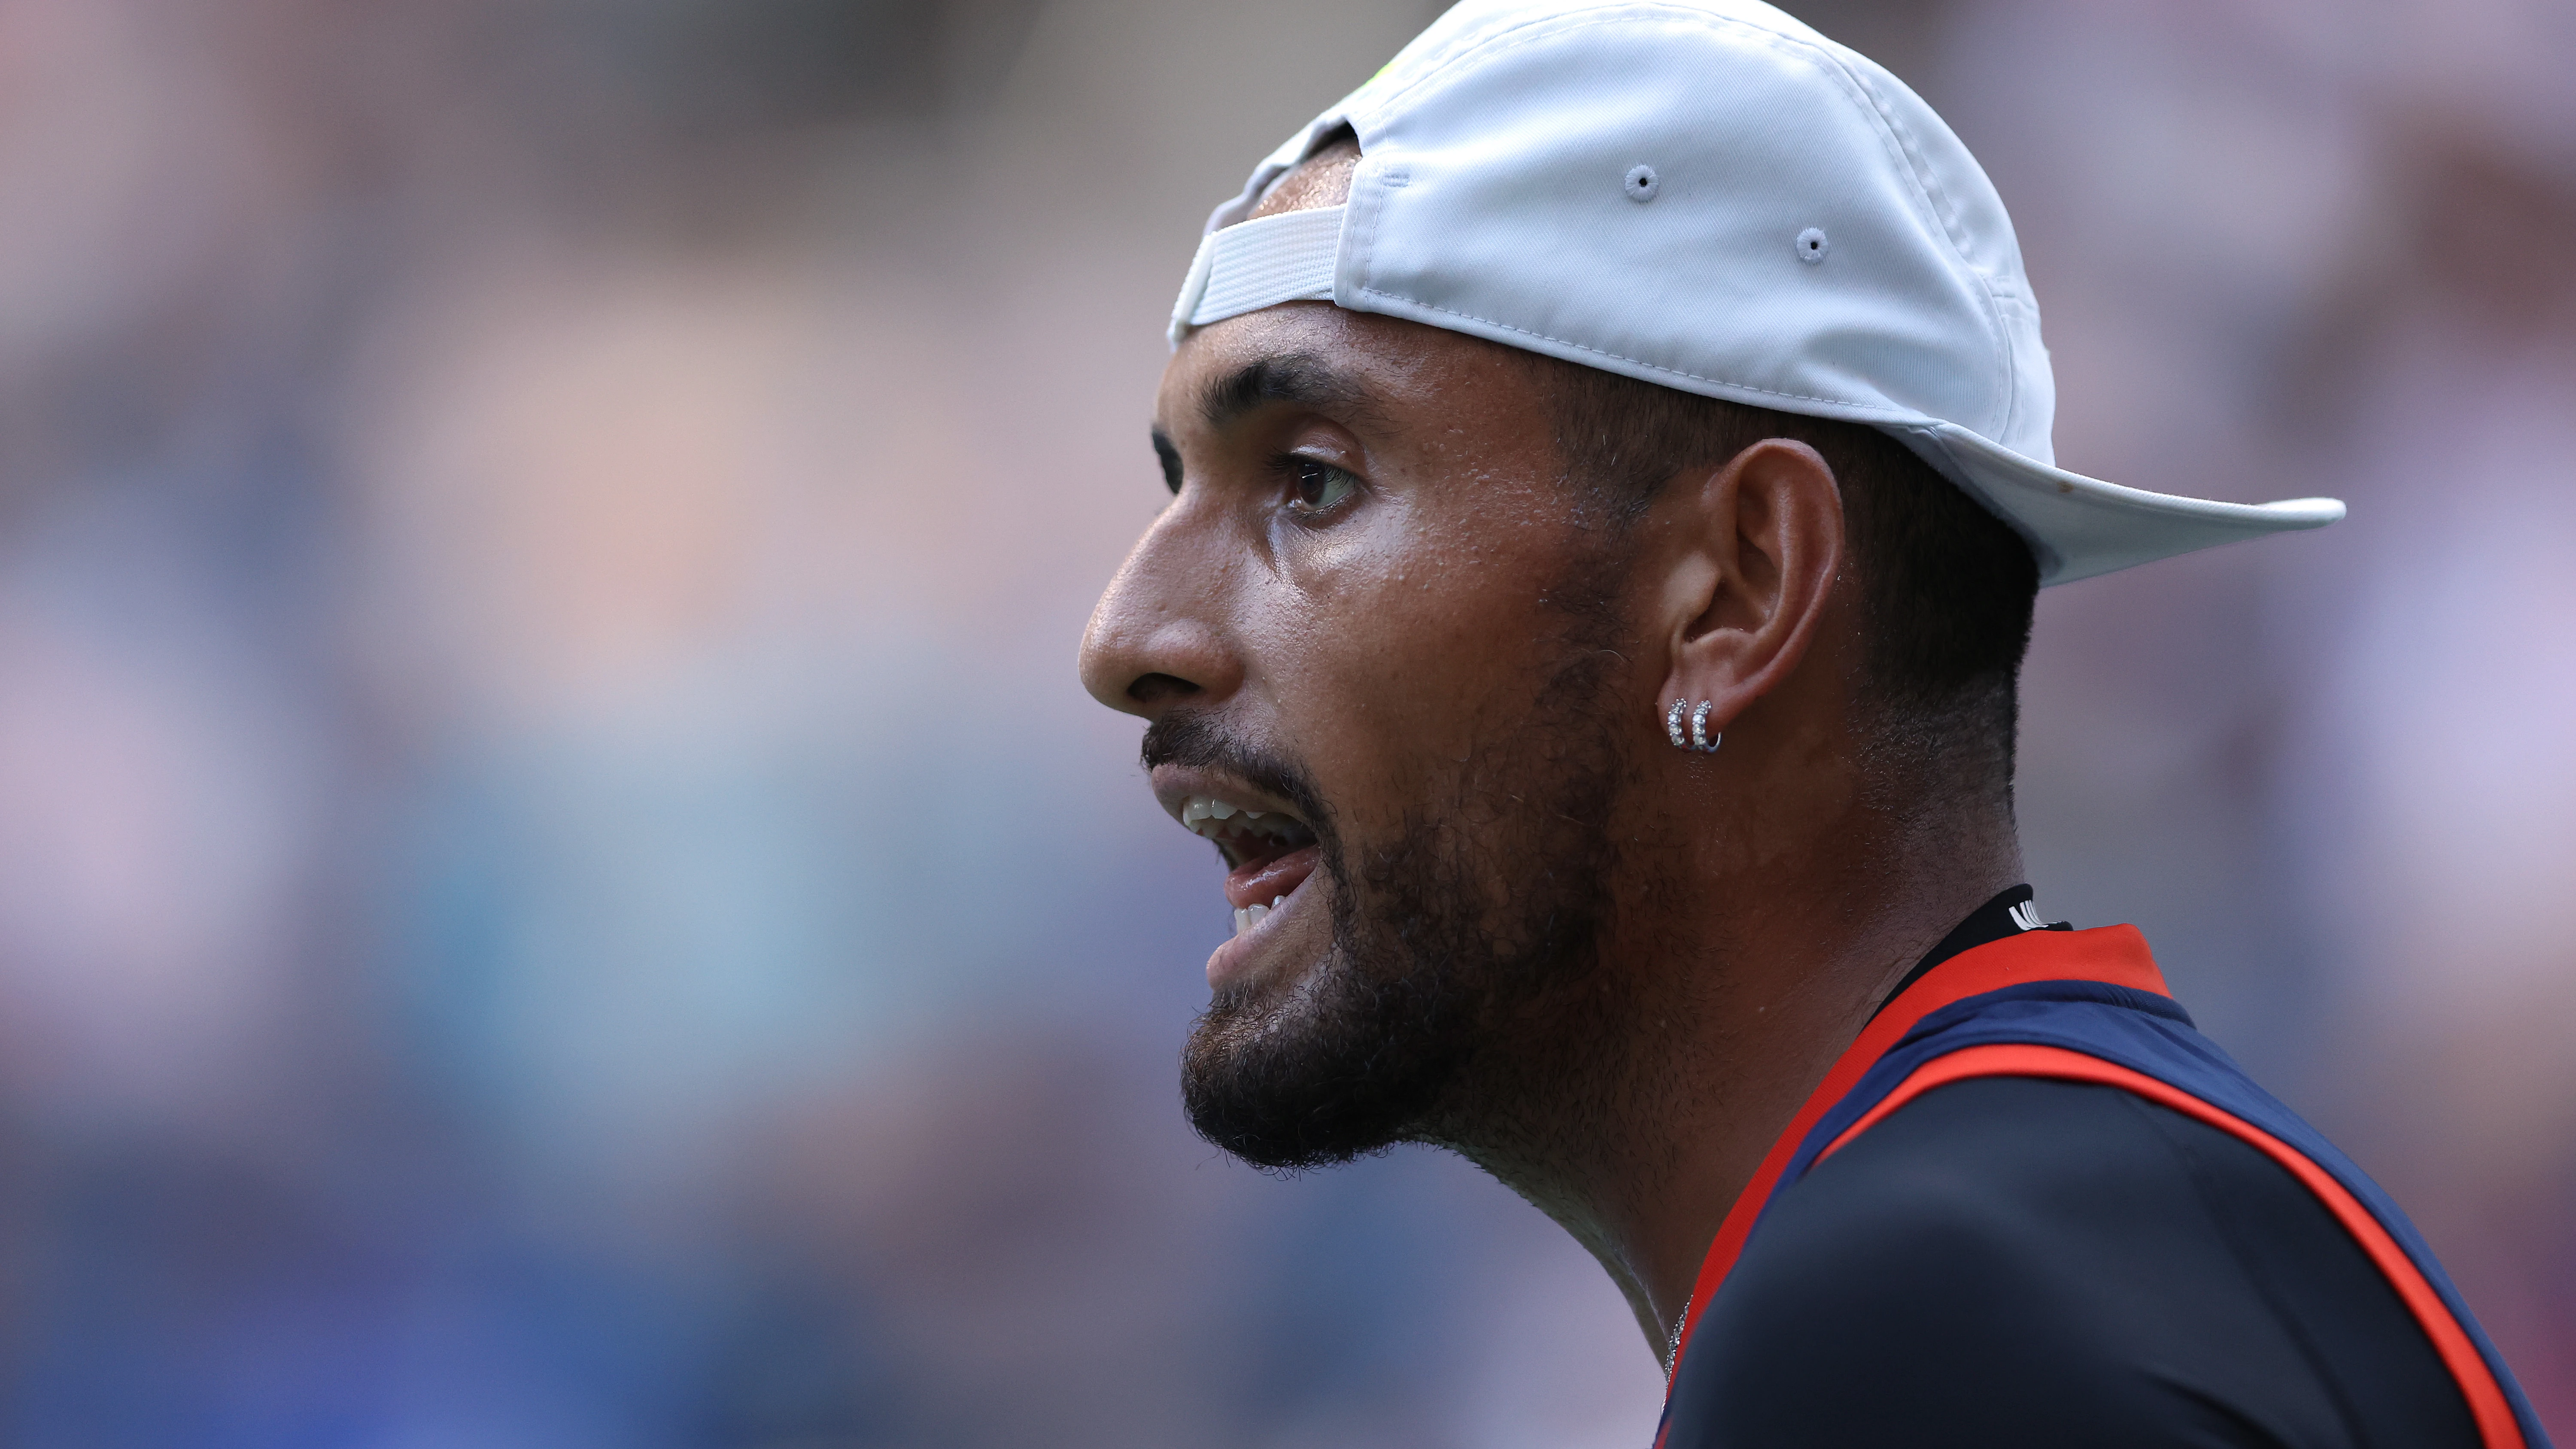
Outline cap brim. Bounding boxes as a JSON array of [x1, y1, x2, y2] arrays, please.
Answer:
[[1906, 422, 2345, 586]]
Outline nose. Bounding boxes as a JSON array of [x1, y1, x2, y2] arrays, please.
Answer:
[[1078, 506, 1245, 720]]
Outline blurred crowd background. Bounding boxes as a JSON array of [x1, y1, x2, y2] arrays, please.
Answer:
[[0, 0, 2569, 1443]]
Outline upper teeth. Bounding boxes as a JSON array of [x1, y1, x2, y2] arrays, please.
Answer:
[[1180, 795, 1304, 842]]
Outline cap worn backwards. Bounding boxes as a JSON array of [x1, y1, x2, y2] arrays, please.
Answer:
[[1167, 0, 2343, 586]]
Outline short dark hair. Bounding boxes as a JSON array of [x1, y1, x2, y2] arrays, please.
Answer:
[[1534, 361, 2039, 784]]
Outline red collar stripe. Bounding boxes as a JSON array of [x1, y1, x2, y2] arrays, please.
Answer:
[[1667, 925, 2169, 1372]]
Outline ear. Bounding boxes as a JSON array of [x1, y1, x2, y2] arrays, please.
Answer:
[[1649, 439, 1846, 747]]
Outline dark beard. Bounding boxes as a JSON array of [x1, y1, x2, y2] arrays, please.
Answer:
[[1157, 587, 1635, 1172]]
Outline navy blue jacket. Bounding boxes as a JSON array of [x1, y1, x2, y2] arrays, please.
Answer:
[[1656, 898, 2546, 1449]]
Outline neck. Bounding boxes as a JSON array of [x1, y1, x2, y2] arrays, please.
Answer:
[[1438, 791, 2023, 1370]]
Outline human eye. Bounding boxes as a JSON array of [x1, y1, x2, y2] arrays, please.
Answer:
[[1283, 456, 1361, 516]]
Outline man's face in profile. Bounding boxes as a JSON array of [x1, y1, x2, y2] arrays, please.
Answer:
[[1082, 299, 1662, 1169]]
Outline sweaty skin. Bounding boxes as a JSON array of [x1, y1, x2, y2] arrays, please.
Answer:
[[1078, 152, 2022, 1364]]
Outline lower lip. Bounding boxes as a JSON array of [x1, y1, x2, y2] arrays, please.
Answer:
[[1205, 846, 1319, 991]]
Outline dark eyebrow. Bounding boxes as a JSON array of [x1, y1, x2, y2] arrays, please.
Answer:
[[1196, 352, 1379, 433]]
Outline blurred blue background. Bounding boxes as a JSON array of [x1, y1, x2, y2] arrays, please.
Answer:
[[0, 0, 2569, 1443]]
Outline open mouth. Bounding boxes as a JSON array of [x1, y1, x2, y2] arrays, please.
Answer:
[[1178, 794, 1321, 937]]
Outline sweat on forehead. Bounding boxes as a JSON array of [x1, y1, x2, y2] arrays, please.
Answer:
[[1245, 131, 1360, 222]]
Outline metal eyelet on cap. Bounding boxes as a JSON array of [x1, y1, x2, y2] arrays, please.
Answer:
[[1796, 227, 1829, 262], [1625, 164, 1659, 202]]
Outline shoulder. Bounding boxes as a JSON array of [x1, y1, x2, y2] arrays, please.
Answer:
[[1764, 1072, 2231, 1257], [1723, 1075, 2247, 1303], [1696, 1078, 2232, 1402], [1662, 1076, 2474, 1449]]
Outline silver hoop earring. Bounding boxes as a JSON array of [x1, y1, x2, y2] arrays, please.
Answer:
[[1689, 701, 1722, 753], [1665, 699, 1689, 750]]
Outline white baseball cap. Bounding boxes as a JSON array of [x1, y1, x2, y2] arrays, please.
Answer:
[[1167, 0, 2342, 586]]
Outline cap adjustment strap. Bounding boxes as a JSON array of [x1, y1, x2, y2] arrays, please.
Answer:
[[1168, 205, 1346, 345]]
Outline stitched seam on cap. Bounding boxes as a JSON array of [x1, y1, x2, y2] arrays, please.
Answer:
[[1832, 63, 2018, 443], [1345, 153, 1391, 304], [1353, 286, 1917, 414]]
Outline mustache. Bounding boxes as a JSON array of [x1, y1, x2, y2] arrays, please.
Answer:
[[1140, 711, 1334, 839]]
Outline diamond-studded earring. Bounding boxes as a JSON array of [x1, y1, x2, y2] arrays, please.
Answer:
[[1666, 699, 1722, 753]]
